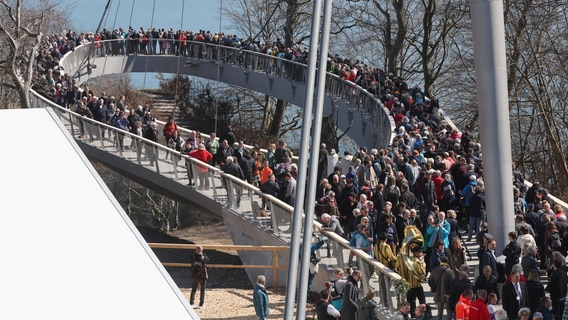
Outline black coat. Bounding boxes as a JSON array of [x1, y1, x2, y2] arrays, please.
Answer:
[[526, 280, 545, 314], [502, 241, 521, 275], [502, 281, 528, 320], [481, 248, 498, 279], [469, 191, 486, 218], [222, 162, 244, 180], [260, 180, 280, 197], [143, 126, 158, 142], [546, 266, 568, 301], [239, 154, 256, 177], [399, 190, 418, 209]]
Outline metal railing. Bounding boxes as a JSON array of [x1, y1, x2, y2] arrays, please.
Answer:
[[29, 90, 404, 315], [59, 39, 396, 149]]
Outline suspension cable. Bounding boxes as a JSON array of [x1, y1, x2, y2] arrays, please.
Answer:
[[119, 0, 136, 90], [174, 0, 186, 117], [141, 0, 156, 98], [100, 0, 121, 84], [86, 0, 112, 84], [213, 1, 281, 72], [215, 0, 223, 134]]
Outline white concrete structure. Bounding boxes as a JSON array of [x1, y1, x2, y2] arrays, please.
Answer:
[[0, 108, 197, 319]]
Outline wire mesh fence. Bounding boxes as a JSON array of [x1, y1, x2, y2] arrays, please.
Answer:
[[148, 244, 289, 290]]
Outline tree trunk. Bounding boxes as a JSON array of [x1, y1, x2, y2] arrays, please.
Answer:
[[321, 115, 339, 151], [267, 98, 287, 137], [389, 0, 407, 75], [284, 0, 299, 48], [261, 95, 274, 134]]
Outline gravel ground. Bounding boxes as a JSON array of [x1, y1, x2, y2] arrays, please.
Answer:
[[180, 287, 312, 319], [165, 224, 315, 319]]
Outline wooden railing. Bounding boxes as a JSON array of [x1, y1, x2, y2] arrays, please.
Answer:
[[148, 243, 289, 288]]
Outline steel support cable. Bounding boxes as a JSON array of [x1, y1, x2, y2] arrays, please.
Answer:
[[86, 0, 112, 83], [214, 0, 223, 133], [118, 0, 136, 89], [174, 0, 186, 114], [218, 0, 281, 65], [100, 0, 122, 82], [141, 0, 157, 96]]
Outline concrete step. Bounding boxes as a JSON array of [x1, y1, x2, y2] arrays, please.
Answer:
[[143, 92, 192, 129]]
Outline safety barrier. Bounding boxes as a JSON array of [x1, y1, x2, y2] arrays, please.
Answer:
[[29, 90, 404, 315], [59, 39, 396, 149]]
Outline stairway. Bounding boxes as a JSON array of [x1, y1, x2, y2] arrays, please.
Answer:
[[143, 92, 192, 129]]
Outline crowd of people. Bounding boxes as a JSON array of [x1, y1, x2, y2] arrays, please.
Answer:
[[32, 25, 568, 320]]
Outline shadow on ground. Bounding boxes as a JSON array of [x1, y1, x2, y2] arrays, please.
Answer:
[[138, 226, 253, 290]]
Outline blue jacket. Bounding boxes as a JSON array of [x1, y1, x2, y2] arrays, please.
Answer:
[[427, 219, 451, 248], [253, 283, 269, 318], [461, 180, 477, 207]]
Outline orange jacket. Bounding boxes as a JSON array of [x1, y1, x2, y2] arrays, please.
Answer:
[[260, 167, 273, 185], [163, 122, 178, 139], [455, 295, 472, 320]]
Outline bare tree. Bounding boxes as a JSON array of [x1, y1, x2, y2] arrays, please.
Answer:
[[372, 0, 407, 76], [223, 0, 312, 140], [503, 0, 568, 195], [410, 0, 467, 97], [0, 0, 68, 109]]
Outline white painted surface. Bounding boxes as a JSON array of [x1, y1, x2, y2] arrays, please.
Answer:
[[0, 108, 197, 319]]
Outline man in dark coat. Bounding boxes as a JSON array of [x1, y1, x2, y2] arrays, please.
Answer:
[[482, 239, 499, 280], [545, 259, 568, 320], [143, 122, 158, 166], [216, 139, 233, 165], [340, 269, 361, 320], [417, 169, 437, 222], [260, 174, 280, 209], [430, 256, 455, 320], [399, 183, 418, 210], [260, 174, 280, 198], [221, 156, 245, 207], [90, 97, 108, 124], [239, 149, 256, 184], [502, 271, 528, 320], [189, 245, 209, 308], [474, 265, 499, 300]]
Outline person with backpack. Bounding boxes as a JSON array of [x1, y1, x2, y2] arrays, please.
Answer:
[[440, 173, 457, 212], [327, 268, 347, 311], [544, 222, 563, 266], [190, 245, 209, 309]]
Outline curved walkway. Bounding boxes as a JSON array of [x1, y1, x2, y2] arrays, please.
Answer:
[[31, 39, 408, 316], [32, 39, 568, 319], [61, 40, 395, 150]]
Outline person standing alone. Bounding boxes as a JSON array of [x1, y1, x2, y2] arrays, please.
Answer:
[[190, 245, 209, 309], [253, 275, 269, 320]]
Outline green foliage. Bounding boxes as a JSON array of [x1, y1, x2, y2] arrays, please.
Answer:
[[393, 278, 410, 307]]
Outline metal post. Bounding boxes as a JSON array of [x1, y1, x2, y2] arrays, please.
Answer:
[[470, 0, 515, 252], [273, 248, 279, 288], [283, 0, 324, 318], [297, 0, 333, 318]]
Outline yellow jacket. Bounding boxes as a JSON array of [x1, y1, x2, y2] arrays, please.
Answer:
[[398, 255, 425, 288], [376, 242, 397, 268]]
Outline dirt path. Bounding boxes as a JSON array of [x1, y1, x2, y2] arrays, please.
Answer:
[[168, 222, 235, 246]]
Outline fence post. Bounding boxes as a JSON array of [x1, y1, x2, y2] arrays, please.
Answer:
[[273, 248, 279, 288]]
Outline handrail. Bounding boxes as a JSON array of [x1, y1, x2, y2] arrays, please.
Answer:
[[58, 39, 396, 149], [29, 89, 404, 315], [49, 35, 568, 316]]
